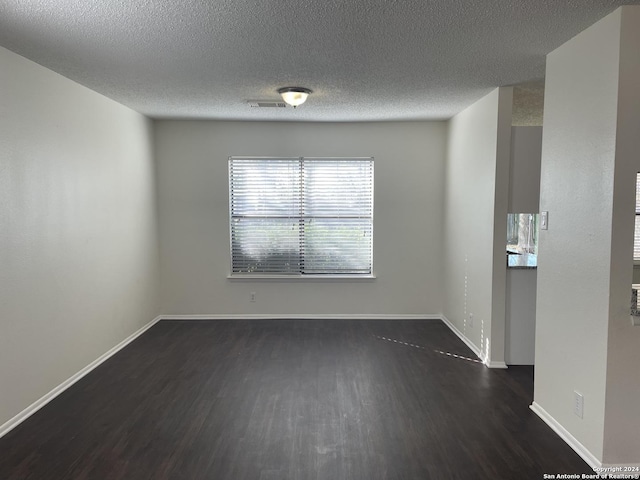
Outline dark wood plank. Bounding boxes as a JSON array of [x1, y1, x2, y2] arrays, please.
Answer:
[[0, 319, 592, 479]]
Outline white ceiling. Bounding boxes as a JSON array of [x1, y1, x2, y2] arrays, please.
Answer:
[[1, 0, 638, 122]]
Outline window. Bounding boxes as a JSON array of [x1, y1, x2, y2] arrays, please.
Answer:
[[635, 172, 640, 263], [229, 157, 373, 276]]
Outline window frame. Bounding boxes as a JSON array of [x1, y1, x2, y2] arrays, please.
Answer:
[[635, 172, 640, 266], [227, 156, 375, 279]]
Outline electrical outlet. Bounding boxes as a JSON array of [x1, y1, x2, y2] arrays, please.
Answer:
[[250, 292, 256, 302], [574, 391, 584, 418], [469, 313, 474, 327]]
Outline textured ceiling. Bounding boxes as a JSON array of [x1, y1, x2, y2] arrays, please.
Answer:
[[1, 0, 638, 121], [513, 81, 545, 126]]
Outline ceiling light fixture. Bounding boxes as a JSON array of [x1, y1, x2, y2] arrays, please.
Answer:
[[277, 87, 312, 108]]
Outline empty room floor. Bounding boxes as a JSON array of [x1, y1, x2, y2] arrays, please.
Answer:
[[0, 319, 592, 479]]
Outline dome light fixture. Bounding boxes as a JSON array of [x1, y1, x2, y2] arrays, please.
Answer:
[[277, 87, 312, 108]]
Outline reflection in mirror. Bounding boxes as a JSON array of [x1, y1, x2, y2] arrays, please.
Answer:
[[507, 213, 539, 268]]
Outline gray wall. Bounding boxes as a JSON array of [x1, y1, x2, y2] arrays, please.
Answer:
[[0, 47, 160, 429], [505, 269, 537, 365], [505, 126, 542, 366], [508, 126, 542, 213], [154, 120, 446, 316], [534, 6, 640, 464], [443, 88, 513, 367]]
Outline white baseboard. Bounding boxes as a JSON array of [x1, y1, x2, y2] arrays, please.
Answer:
[[159, 313, 442, 320], [0, 313, 439, 438], [439, 315, 509, 368], [6, 314, 636, 470], [486, 361, 508, 369], [530, 401, 601, 470], [440, 315, 484, 361], [0, 315, 163, 439], [0, 313, 503, 440]]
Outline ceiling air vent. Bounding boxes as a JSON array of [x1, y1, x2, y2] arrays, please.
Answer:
[[248, 101, 287, 108]]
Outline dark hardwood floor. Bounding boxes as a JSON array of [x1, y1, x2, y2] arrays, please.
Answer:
[[0, 319, 592, 479]]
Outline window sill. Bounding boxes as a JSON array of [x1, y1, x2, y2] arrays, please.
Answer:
[[227, 274, 377, 282]]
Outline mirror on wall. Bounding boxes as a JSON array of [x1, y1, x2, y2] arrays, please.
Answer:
[[507, 213, 539, 268]]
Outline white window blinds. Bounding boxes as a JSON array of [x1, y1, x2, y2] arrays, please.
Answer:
[[635, 172, 640, 262], [229, 157, 373, 275]]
